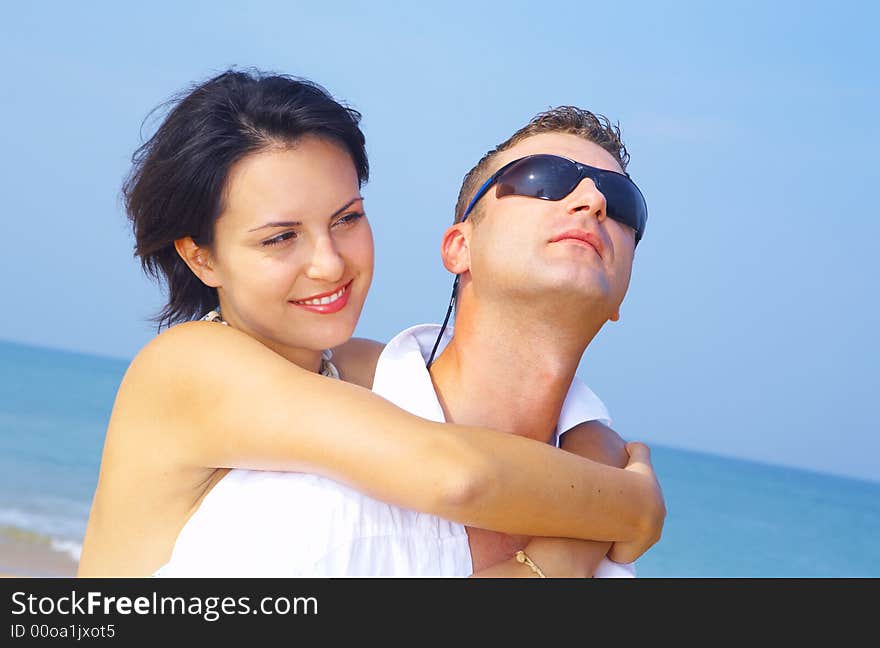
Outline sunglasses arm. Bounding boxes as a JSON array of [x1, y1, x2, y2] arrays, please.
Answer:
[[462, 171, 503, 221], [426, 275, 460, 368]]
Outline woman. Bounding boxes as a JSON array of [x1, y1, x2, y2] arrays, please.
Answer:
[[78, 69, 663, 577]]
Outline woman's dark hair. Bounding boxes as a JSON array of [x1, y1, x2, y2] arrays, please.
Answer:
[[124, 69, 369, 330]]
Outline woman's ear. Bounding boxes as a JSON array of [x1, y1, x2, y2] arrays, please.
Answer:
[[439, 223, 471, 275], [174, 237, 221, 288]]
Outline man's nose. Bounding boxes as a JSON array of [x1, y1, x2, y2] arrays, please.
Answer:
[[305, 234, 345, 282], [564, 177, 607, 223]]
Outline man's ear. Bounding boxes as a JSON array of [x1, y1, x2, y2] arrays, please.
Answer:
[[174, 237, 221, 288], [439, 223, 471, 274]]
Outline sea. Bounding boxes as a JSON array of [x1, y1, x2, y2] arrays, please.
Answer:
[[1, 338, 878, 578]]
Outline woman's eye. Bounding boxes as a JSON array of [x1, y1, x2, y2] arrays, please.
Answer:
[[262, 231, 297, 246], [333, 212, 364, 228]]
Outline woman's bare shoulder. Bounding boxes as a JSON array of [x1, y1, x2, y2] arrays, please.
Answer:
[[331, 337, 386, 388], [130, 321, 276, 378], [112, 321, 325, 465], [119, 320, 302, 415]]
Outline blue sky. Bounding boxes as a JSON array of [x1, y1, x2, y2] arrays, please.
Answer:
[[0, 1, 877, 483]]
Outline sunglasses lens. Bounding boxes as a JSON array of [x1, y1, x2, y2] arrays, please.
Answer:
[[487, 154, 646, 242], [594, 173, 647, 239], [495, 155, 579, 201]]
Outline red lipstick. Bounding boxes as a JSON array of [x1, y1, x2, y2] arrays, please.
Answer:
[[290, 281, 352, 314]]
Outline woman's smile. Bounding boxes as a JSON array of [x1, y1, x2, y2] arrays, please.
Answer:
[[290, 279, 353, 314]]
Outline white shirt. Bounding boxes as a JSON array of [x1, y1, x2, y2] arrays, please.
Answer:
[[154, 324, 635, 577]]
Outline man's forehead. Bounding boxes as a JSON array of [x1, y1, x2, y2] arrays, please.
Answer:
[[493, 132, 624, 175]]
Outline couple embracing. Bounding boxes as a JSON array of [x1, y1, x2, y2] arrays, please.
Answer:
[[78, 69, 664, 578]]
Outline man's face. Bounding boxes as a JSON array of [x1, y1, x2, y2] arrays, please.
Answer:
[[464, 132, 637, 321]]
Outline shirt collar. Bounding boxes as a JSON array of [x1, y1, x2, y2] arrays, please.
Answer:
[[371, 324, 611, 446]]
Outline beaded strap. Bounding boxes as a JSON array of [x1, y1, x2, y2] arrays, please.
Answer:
[[515, 550, 547, 578]]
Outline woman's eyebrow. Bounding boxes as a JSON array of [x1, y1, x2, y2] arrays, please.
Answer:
[[328, 196, 364, 218], [248, 196, 363, 232], [249, 220, 301, 231]]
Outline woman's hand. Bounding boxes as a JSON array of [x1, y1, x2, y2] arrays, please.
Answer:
[[607, 442, 666, 564]]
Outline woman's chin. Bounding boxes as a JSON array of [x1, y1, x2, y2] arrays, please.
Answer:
[[303, 322, 359, 351]]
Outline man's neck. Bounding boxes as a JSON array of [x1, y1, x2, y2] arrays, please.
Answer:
[[428, 308, 600, 443]]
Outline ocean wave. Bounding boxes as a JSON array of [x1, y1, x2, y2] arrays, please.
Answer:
[[0, 504, 86, 562], [50, 538, 83, 562], [0, 524, 82, 561]]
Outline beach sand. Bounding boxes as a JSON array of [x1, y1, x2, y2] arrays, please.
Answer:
[[0, 533, 78, 578]]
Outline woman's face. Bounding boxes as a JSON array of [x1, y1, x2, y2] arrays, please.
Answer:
[[203, 136, 373, 363]]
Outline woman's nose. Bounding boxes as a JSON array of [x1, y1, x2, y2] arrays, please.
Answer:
[[305, 235, 345, 283]]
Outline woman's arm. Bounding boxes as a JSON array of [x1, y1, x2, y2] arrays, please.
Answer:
[[470, 422, 641, 578], [334, 338, 665, 563], [117, 321, 663, 549]]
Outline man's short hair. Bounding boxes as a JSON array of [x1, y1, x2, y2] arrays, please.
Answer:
[[454, 106, 630, 224]]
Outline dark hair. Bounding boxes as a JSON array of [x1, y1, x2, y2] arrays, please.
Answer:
[[454, 106, 629, 224], [124, 69, 369, 330]]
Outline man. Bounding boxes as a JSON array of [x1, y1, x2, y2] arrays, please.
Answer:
[[155, 106, 660, 577], [420, 105, 649, 575]]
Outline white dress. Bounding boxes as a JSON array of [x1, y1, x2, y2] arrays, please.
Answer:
[[153, 324, 635, 577]]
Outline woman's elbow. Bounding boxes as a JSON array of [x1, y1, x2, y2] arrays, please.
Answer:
[[635, 482, 666, 548], [431, 441, 495, 516]]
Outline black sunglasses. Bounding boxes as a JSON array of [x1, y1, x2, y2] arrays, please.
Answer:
[[426, 154, 648, 368], [462, 153, 647, 243]]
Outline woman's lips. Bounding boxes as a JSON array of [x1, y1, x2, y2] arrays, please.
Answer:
[[290, 281, 352, 314]]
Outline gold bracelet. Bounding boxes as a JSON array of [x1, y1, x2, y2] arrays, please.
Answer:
[[515, 550, 547, 578]]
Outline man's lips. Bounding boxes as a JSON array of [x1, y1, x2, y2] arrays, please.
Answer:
[[549, 230, 604, 257], [290, 280, 353, 314]]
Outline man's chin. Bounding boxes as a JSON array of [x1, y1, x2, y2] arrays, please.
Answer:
[[530, 272, 612, 304]]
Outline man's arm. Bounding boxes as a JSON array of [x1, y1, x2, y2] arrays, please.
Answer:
[[471, 422, 634, 578]]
